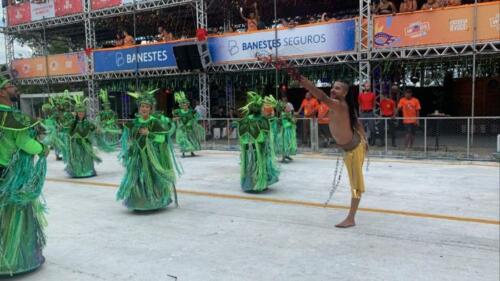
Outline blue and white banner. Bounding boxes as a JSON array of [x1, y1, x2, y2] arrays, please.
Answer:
[[208, 20, 356, 64], [93, 43, 178, 73]]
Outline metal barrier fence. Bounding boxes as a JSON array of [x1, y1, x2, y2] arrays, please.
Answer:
[[119, 117, 500, 161]]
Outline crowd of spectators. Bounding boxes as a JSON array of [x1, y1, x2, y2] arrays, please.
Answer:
[[226, 0, 496, 33]]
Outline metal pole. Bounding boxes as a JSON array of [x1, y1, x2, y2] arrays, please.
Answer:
[[424, 118, 427, 156], [466, 118, 470, 157], [471, 0, 478, 145], [133, 0, 139, 90], [384, 118, 388, 154], [42, 21, 50, 96], [273, 0, 279, 98]]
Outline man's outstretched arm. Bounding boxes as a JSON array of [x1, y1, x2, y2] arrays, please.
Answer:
[[297, 76, 339, 111]]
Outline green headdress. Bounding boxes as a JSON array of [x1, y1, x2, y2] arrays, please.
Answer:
[[73, 94, 88, 112], [174, 91, 190, 106], [99, 89, 111, 110], [127, 88, 159, 106], [0, 75, 10, 89], [263, 95, 278, 108], [240, 91, 264, 116], [52, 90, 73, 111], [41, 97, 55, 113]]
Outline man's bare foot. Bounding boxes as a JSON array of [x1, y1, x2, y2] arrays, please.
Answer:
[[335, 219, 356, 228]]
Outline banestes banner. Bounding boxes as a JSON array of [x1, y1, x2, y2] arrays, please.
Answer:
[[93, 43, 179, 73], [207, 19, 356, 64]]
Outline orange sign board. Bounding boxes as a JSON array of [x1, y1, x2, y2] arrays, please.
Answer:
[[12, 52, 87, 78], [374, 2, 500, 48]]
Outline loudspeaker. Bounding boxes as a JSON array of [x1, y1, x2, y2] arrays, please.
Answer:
[[173, 42, 212, 71]]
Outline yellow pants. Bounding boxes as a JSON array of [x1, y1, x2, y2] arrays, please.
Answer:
[[343, 141, 366, 199]]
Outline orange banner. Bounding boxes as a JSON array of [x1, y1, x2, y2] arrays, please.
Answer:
[[12, 52, 87, 79], [374, 2, 500, 48]]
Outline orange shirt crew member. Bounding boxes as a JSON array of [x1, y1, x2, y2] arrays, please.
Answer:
[[380, 95, 396, 117], [298, 92, 319, 118], [397, 89, 421, 149]]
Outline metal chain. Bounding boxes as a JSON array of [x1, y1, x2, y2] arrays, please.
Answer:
[[324, 155, 344, 207]]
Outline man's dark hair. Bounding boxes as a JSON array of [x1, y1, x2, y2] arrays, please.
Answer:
[[336, 79, 359, 130], [404, 88, 413, 94]]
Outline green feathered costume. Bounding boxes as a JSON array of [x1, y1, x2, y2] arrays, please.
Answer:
[[0, 77, 48, 276], [117, 89, 180, 211], [278, 101, 297, 161], [62, 95, 101, 178], [52, 91, 74, 160], [172, 91, 204, 156], [263, 95, 281, 158], [40, 97, 64, 153], [95, 89, 121, 152], [236, 92, 280, 193]]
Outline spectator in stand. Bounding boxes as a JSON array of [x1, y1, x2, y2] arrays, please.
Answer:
[[122, 31, 135, 46], [379, 91, 397, 147], [308, 15, 317, 24], [114, 32, 124, 47], [447, 0, 462, 6], [375, 0, 398, 15], [239, 2, 259, 32], [399, 0, 418, 12], [436, 0, 447, 6], [281, 17, 298, 28], [317, 100, 332, 147], [157, 26, 174, 42], [421, 0, 441, 10], [297, 92, 319, 145], [358, 82, 376, 145], [396, 89, 421, 150], [320, 12, 336, 22]]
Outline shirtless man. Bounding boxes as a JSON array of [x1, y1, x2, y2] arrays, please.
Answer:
[[422, 0, 441, 10], [375, 0, 398, 15], [239, 2, 259, 32], [298, 76, 368, 228], [400, 0, 417, 13]]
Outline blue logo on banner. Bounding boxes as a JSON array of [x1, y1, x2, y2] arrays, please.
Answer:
[[93, 43, 178, 73]]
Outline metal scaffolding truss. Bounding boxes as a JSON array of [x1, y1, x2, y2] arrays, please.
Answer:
[[358, 0, 372, 98], [89, 0, 196, 19], [208, 53, 358, 73], [93, 68, 193, 80], [13, 75, 87, 85], [198, 73, 210, 117], [371, 41, 500, 61], [5, 14, 85, 33], [195, 0, 207, 28]]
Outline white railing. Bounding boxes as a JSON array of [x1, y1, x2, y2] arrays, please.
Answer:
[[118, 116, 500, 161]]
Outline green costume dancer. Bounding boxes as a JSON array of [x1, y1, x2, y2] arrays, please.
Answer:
[[40, 98, 64, 154], [172, 91, 204, 157], [95, 89, 121, 152], [278, 99, 297, 162], [52, 91, 74, 160], [0, 77, 48, 276], [236, 92, 280, 193], [263, 95, 281, 159], [117, 89, 180, 211], [63, 95, 101, 178]]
